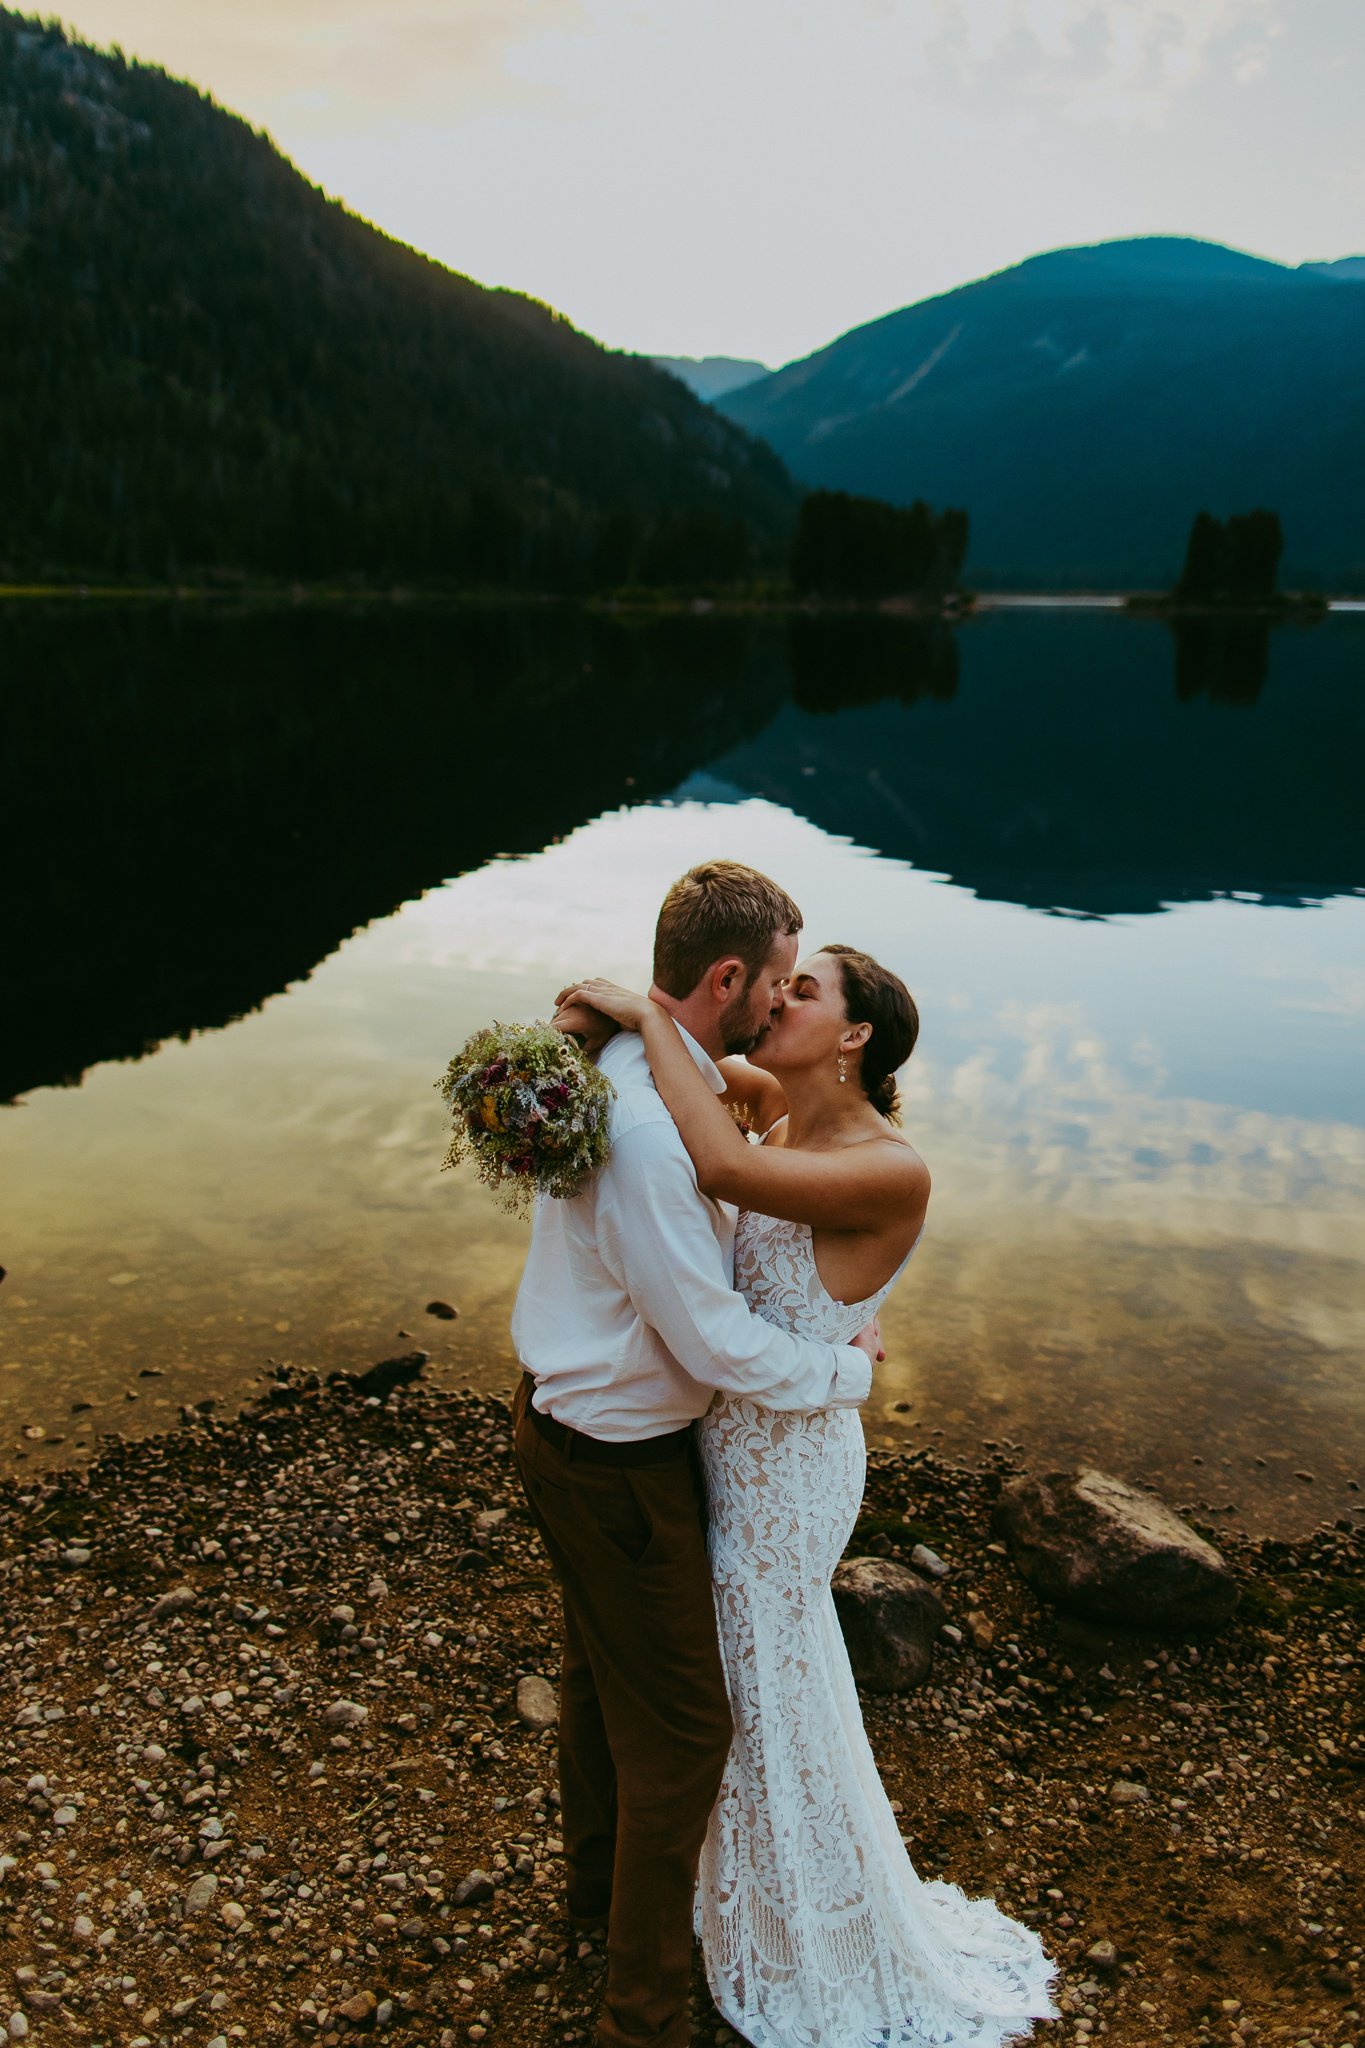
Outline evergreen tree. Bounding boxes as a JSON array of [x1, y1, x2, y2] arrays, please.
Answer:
[[791, 490, 970, 600], [1174, 508, 1284, 604]]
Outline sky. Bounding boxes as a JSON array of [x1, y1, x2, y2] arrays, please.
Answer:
[[59, 0, 1365, 365]]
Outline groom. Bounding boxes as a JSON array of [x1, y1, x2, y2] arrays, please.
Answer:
[[511, 859, 876, 2048]]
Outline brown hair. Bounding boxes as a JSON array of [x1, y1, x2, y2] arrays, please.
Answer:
[[821, 943, 919, 1123], [653, 860, 803, 999]]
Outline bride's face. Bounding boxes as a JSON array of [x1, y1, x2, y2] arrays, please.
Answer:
[[748, 951, 855, 1076]]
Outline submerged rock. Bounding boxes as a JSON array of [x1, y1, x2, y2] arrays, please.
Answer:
[[990, 1467, 1239, 1632]]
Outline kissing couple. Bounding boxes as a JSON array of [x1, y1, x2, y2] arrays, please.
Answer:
[[510, 860, 1059, 2047]]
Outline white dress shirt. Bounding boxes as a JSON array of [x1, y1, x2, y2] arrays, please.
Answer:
[[511, 1024, 872, 1440]]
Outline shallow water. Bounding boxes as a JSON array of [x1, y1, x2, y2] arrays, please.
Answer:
[[2, 603, 1362, 1534]]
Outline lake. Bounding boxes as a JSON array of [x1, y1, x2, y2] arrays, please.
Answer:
[[2, 600, 1362, 1537]]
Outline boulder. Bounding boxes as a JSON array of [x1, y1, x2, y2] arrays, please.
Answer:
[[991, 1468, 1239, 1632], [832, 1558, 946, 1693]]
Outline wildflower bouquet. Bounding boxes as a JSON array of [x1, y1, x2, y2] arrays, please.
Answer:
[[435, 1021, 615, 1214]]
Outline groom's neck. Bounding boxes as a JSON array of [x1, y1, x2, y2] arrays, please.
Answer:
[[648, 983, 725, 1063]]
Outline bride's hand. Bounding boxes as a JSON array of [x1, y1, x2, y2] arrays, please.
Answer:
[[550, 998, 619, 1058], [554, 978, 656, 1034]]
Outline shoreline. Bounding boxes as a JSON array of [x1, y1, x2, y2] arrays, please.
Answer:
[[1, 1366, 1360, 2046], [2, 583, 1361, 615]]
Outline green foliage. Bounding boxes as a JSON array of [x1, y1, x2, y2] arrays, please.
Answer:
[[0, 11, 796, 586], [1174, 509, 1285, 603], [791, 490, 969, 600]]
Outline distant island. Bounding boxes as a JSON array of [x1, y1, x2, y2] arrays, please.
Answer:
[[1127, 510, 1328, 617]]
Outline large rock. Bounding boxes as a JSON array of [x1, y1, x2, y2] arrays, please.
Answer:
[[991, 1468, 1239, 1632], [832, 1558, 947, 1693]]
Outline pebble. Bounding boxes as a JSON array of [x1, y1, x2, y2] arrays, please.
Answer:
[[426, 1300, 460, 1320], [337, 1990, 378, 2022], [322, 1698, 369, 1727], [183, 1873, 219, 1915], [515, 1675, 559, 1731], [148, 1583, 197, 1618], [0, 1371, 1355, 2048]]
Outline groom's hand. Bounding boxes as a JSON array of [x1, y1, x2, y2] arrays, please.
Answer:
[[852, 1316, 885, 1364]]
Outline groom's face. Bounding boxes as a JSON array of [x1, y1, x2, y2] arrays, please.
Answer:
[[719, 930, 800, 1056]]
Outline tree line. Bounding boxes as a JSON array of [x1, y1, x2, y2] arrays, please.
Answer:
[[791, 491, 970, 601], [1175, 509, 1285, 604]]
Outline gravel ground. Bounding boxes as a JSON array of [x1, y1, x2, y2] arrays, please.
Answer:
[[0, 1363, 1361, 2048]]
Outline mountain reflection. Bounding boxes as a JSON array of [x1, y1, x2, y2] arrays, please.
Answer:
[[702, 609, 1362, 919], [3, 603, 1361, 1101]]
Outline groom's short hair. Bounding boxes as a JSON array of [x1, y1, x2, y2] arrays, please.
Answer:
[[653, 860, 802, 998]]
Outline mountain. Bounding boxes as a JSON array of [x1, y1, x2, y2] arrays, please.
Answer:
[[652, 355, 771, 402], [1302, 257, 1365, 282], [719, 237, 1365, 592], [0, 12, 795, 587]]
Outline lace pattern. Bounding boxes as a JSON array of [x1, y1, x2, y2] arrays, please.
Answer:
[[695, 1208, 1060, 2045]]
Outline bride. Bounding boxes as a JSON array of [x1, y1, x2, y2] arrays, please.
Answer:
[[560, 945, 1059, 2048]]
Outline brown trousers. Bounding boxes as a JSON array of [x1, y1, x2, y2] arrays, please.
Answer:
[[512, 1375, 732, 2048]]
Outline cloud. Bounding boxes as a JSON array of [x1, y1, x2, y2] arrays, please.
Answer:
[[928, 0, 1284, 125], [62, 0, 586, 135]]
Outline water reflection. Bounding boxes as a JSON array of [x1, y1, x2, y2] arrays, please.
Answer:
[[2, 605, 1362, 1531], [706, 609, 1364, 918], [3, 605, 1361, 1102], [0, 605, 785, 1100], [1171, 615, 1272, 705]]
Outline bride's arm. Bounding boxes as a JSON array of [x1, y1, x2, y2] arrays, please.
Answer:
[[559, 983, 928, 1235], [717, 1056, 787, 1136]]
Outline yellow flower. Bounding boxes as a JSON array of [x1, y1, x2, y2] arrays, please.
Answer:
[[479, 1095, 503, 1132]]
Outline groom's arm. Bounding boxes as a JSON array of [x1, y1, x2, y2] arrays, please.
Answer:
[[596, 1123, 872, 1414]]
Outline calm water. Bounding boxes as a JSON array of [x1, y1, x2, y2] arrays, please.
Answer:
[[2, 602, 1362, 1535]]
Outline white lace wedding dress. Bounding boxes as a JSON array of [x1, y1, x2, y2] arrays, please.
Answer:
[[695, 1207, 1060, 2046]]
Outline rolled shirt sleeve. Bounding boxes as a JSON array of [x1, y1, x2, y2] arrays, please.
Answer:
[[595, 1121, 872, 1415]]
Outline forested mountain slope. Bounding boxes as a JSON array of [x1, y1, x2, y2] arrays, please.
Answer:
[[720, 239, 1365, 591], [0, 11, 795, 585]]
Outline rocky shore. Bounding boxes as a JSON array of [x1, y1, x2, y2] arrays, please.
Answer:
[[0, 1363, 1360, 2048]]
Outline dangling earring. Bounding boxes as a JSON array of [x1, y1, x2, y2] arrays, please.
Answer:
[[837, 1051, 847, 1084]]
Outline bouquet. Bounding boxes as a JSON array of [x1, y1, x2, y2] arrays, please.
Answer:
[[435, 1020, 615, 1213]]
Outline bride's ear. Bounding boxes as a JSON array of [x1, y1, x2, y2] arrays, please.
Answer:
[[842, 1021, 872, 1053]]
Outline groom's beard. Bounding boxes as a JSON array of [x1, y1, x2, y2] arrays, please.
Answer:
[[721, 1000, 774, 1058]]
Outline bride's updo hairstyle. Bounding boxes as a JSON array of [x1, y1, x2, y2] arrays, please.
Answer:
[[821, 944, 919, 1125]]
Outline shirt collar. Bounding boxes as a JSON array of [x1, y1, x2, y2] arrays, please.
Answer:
[[674, 1021, 727, 1096], [599, 1017, 726, 1096]]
